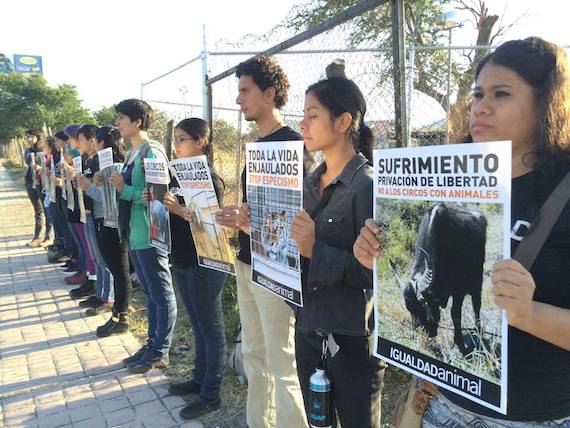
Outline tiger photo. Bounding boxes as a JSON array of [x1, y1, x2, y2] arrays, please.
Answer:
[[261, 208, 289, 266]]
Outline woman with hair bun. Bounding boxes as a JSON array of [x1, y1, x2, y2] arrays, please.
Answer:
[[291, 77, 385, 428]]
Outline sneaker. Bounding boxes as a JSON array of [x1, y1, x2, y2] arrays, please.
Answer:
[[179, 397, 221, 419], [48, 252, 68, 264], [168, 380, 201, 396], [85, 301, 113, 317], [69, 281, 95, 299], [126, 350, 169, 374], [61, 266, 80, 276], [96, 312, 129, 337], [122, 345, 148, 367], [65, 270, 88, 285], [58, 260, 77, 271], [78, 296, 102, 308]]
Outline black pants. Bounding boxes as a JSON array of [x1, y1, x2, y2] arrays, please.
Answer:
[[295, 329, 385, 428], [56, 196, 77, 257], [26, 183, 45, 240], [94, 219, 132, 313], [38, 192, 53, 240]]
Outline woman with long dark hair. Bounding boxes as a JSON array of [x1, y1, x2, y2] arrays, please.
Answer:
[[291, 77, 385, 428], [355, 37, 570, 426], [77, 126, 133, 336], [24, 128, 51, 246], [155, 118, 227, 419]]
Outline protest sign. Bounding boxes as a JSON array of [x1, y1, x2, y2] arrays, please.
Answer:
[[37, 153, 48, 195], [73, 156, 86, 223], [373, 141, 511, 413], [98, 147, 120, 228], [144, 157, 171, 253], [30, 152, 37, 189], [65, 165, 75, 212], [59, 148, 67, 201], [246, 140, 304, 306], [49, 156, 56, 203], [170, 156, 236, 274]]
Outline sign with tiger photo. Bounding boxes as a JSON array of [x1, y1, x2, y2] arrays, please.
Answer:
[[246, 140, 304, 306]]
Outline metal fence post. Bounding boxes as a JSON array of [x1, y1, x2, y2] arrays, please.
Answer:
[[201, 24, 210, 123], [391, 0, 407, 147], [206, 78, 214, 165]]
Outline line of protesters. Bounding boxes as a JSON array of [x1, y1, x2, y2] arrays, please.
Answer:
[[22, 36, 570, 427]]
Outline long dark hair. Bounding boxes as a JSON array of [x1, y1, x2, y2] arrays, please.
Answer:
[[175, 118, 212, 157], [475, 37, 570, 168], [44, 137, 57, 155], [306, 77, 374, 163], [96, 126, 125, 163]]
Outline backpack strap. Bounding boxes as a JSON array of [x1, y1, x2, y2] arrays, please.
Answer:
[[513, 172, 570, 270], [139, 141, 167, 172]]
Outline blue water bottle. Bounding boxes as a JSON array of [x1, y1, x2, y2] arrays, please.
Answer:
[[309, 358, 334, 428]]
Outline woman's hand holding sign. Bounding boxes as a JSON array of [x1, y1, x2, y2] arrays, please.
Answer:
[[492, 259, 536, 329], [291, 210, 315, 259], [163, 192, 184, 217], [353, 219, 381, 270], [110, 172, 125, 193]]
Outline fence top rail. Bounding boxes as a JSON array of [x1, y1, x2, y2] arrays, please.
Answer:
[[143, 54, 201, 86], [206, 0, 388, 86]]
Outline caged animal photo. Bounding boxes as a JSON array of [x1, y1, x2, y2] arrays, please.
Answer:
[[261, 208, 289, 265], [248, 185, 302, 272], [376, 199, 504, 383]]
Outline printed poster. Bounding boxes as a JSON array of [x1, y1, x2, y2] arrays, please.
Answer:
[[372, 142, 512, 413], [144, 157, 172, 253], [73, 156, 86, 224], [37, 152, 48, 195], [30, 152, 37, 189], [65, 164, 75, 212], [49, 156, 56, 203], [246, 141, 304, 306], [98, 148, 120, 229], [170, 156, 236, 275], [60, 148, 67, 201]]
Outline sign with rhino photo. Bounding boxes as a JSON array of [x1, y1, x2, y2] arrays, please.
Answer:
[[246, 141, 304, 306], [144, 157, 172, 253], [373, 142, 511, 413]]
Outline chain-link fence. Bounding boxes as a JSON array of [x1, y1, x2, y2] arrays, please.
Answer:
[[138, 1, 570, 205]]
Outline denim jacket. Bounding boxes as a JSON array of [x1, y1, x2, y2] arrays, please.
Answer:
[[295, 153, 374, 336]]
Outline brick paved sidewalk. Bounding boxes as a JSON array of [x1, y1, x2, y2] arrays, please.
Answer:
[[0, 162, 202, 428]]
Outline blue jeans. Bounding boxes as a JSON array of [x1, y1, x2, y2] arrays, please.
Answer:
[[85, 214, 114, 302], [173, 264, 227, 400], [130, 247, 177, 357]]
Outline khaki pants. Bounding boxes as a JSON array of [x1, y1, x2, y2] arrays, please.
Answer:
[[236, 260, 307, 428]]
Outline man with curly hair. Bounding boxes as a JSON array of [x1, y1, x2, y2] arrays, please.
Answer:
[[216, 55, 308, 428]]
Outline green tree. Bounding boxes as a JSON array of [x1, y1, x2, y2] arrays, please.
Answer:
[[286, 0, 508, 142], [93, 105, 117, 126], [286, 0, 454, 103], [147, 110, 171, 144], [0, 73, 92, 142]]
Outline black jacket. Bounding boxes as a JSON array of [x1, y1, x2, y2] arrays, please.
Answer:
[[295, 153, 374, 336]]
